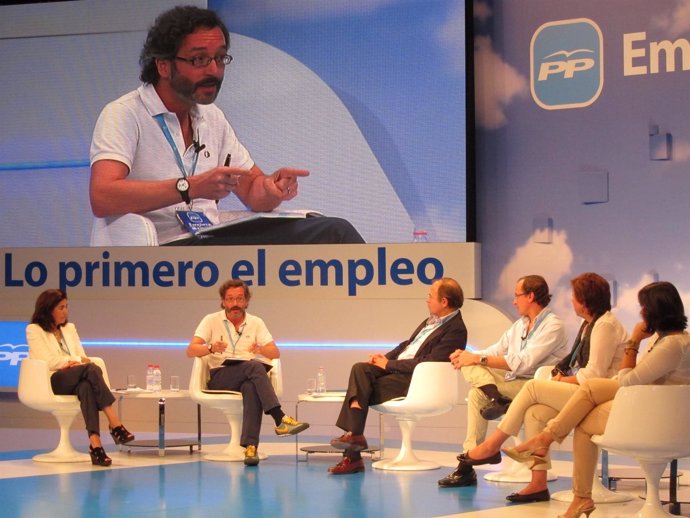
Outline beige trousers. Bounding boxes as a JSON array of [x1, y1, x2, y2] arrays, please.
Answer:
[[544, 378, 619, 498], [496, 378, 580, 470], [461, 365, 528, 451]]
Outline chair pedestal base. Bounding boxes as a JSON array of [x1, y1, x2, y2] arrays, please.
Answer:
[[33, 451, 90, 463], [33, 409, 90, 463], [202, 411, 267, 462], [632, 460, 676, 518], [372, 457, 439, 471], [204, 447, 269, 463], [551, 476, 633, 504], [371, 418, 439, 471], [483, 462, 558, 483]]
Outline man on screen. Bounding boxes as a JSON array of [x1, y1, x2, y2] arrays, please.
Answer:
[[89, 5, 363, 245]]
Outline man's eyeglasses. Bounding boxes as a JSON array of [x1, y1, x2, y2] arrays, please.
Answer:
[[224, 296, 246, 303], [174, 54, 233, 68], [514, 292, 529, 299]]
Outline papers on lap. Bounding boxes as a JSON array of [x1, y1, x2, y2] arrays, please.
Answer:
[[201, 209, 323, 236]]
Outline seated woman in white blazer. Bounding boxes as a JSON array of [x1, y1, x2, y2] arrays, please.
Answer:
[[26, 289, 135, 466]]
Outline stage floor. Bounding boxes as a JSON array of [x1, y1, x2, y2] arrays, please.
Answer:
[[0, 429, 688, 518]]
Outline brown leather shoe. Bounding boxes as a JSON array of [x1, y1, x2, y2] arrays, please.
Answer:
[[330, 432, 368, 451], [328, 456, 365, 475]]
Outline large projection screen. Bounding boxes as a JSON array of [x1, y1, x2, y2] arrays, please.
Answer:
[[0, 0, 471, 246]]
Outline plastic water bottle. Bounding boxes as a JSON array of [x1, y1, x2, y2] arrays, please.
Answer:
[[316, 366, 326, 393], [146, 364, 154, 391], [412, 229, 429, 242], [152, 364, 162, 392]]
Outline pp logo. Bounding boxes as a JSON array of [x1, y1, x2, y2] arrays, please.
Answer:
[[0, 343, 28, 366], [531, 18, 603, 110]]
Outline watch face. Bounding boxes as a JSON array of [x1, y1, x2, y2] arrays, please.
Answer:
[[177, 178, 189, 191]]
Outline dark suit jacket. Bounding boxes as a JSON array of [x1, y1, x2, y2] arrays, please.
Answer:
[[384, 311, 467, 374]]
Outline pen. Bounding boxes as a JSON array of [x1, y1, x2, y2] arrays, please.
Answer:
[[217, 155, 232, 205]]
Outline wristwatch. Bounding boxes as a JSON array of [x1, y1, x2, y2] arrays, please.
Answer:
[[479, 355, 488, 366], [176, 177, 191, 204], [207, 343, 213, 354]]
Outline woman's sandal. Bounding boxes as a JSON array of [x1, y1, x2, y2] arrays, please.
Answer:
[[110, 424, 135, 445], [89, 445, 112, 466]]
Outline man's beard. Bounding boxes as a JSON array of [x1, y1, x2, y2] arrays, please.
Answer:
[[170, 66, 223, 105], [225, 305, 245, 318]]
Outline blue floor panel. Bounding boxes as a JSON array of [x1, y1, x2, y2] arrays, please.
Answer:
[[0, 454, 575, 518]]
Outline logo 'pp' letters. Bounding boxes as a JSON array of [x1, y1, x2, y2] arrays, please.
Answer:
[[531, 18, 604, 110]]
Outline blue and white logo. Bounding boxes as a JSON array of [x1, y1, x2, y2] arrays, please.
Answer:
[[531, 18, 604, 110], [0, 321, 29, 389]]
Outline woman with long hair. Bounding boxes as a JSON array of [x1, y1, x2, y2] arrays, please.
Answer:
[[439, 273, 628, 500], [27, 289, 135, 466], [505, 281, 690, 518]]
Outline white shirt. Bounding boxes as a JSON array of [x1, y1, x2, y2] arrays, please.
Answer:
[[90, 83, 254, 244], [193, 310, 273, 370], [481, 307, 569, 380], [575, 311, 628, 384], [397, 310, 460, 360]]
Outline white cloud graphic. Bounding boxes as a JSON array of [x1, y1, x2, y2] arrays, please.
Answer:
[[474, 35, 529, 129], [652, 0, 690, 37], [436, 0, 467, 74], [493, 229, 574, 303]]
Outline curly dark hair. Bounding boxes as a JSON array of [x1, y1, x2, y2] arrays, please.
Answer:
[[31, 289, 68, 332], [140, 6, 230, 85], [571, 272, 612, 317], [638, 281, 687, 333]]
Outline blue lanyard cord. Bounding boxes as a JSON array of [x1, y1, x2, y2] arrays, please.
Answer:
[[153, 114, 200, 179], [520, 309, 552, 351], [222, 320, 246, 356]]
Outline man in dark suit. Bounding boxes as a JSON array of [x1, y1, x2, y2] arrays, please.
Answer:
[[328, 277, 468, 474]]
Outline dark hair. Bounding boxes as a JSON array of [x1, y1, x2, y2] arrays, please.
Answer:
[[218, 279, 251, 308], [519, 275, 552, 307], [31, 289, 68, 332], [140, 6, 230, 85], [571, 272, 611, 317], [435, 277, 464, 310], [638, 281, 687, 333]]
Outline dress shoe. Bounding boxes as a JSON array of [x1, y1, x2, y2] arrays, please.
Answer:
[[437, 467, 477, 487], [110, 424, 135, 445], [456, 450, 502, 466], [501, 446, 548, 468], [506, 488, 550, 503], [328, 456, 365, 475], [330, 432, 368, 451], [89, 445, 112, 467], [479, 395, 512, 420]]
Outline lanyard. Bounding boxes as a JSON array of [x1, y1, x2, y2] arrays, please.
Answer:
[[520, 308, 551, 351], [222, 320, 246, 357], [153, 114, 200, 180], [54, 332, 71, 355]]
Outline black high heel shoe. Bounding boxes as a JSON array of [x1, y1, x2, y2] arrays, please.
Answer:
[[110, 425, 135, 445], [89, 446, 112, 466]]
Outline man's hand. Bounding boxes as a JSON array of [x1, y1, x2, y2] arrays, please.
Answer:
[[368, 353, 388, 370], [190, 165, 254, 201], [264, 168, 310, 201], [450, 349, 479, 369], [211, 339, 228, 354]]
